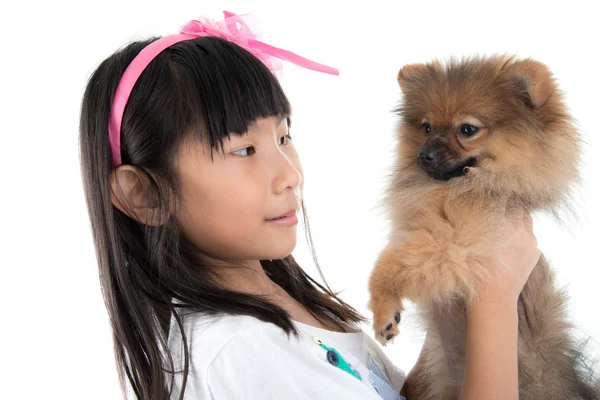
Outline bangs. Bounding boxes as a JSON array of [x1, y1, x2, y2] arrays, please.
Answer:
[[170, 37, 291, 151]]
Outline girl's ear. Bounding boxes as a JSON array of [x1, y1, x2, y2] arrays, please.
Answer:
[[109, 166, 168, 226]]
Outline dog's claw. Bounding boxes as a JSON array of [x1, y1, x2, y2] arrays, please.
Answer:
[[373, 308, 402, 345], [370, 295, 403, 346]]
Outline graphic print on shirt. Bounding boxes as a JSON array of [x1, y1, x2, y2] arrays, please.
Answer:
[[313, 335, 405, 400]]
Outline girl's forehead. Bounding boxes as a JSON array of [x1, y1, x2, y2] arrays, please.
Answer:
[[247, 115, 289, 131]]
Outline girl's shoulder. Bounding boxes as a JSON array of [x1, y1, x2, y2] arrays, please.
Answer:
[[166, 311, 290, 399], [167, 311, 277, 368]]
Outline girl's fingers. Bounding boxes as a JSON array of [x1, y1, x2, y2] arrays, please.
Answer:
[[523, 213, 534, 233]]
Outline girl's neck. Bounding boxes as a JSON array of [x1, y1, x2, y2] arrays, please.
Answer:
[[209, 258, 279, 296], [208, 257, 348, 333]]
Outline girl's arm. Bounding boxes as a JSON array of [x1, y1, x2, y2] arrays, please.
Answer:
[[460, 210, 540, 400], [460, 299, 519, 399]]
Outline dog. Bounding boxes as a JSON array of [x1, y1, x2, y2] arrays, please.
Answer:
[[367, 55, 600, 399]]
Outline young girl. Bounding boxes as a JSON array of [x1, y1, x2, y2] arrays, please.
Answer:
[[79, 12, 540, 400]]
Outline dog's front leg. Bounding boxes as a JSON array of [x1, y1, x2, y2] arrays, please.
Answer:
[[368, 228, 489, 346]]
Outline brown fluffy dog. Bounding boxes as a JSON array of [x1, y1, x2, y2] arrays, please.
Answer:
[[367, 55, 600, 399]]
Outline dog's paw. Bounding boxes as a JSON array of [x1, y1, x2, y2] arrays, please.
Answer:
[[370, 296, 403, 346]]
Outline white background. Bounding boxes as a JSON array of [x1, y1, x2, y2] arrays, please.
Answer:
[[1, 1, 599, 398]]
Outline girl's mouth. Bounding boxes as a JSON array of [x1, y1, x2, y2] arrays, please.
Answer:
[[266, 209, 298, 226]]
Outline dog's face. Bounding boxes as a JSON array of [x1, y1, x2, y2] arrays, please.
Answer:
[[395, 56, 579, 206]]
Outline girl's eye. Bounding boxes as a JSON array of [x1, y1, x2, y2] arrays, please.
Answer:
[[279, 133, 293, 146], [232, 146, 255, 157], [421, 122, 431, 136], [232, 133, 292, 156]]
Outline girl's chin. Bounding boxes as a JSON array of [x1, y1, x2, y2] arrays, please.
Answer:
[[264, 244, 297, 261]]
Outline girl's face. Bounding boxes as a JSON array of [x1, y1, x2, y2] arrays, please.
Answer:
[[175, 116, 303, 262]]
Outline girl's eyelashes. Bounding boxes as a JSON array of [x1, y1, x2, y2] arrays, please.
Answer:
[[232, 146, 255, 156], [231, 133, 293, 157], [279, 133, 293, 146]]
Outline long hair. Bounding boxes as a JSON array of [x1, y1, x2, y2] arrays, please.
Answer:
[[79, 36, 364, 400]]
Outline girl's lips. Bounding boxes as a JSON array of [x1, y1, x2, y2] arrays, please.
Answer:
[[266, 209, 298, 226], [266, 214, 298, 226]]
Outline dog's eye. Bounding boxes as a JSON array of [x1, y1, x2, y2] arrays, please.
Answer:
[[421, 123, 431, 136], [460, 124, 479, 136]]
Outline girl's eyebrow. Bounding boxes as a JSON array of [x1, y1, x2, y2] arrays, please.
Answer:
[[284, 115, 292, 129], [265, 114, 289, 128], [229, 114, 291, 138], [278, 114, 289, 127]]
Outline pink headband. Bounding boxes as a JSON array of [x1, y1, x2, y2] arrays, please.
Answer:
[[108, 10, 339, 168]]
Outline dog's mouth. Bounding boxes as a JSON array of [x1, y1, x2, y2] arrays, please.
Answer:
[[426, 157, 477, 181]]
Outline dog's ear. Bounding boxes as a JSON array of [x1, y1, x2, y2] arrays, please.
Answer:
[[507, 59, 555, 108], [397, 63, 429, 93]]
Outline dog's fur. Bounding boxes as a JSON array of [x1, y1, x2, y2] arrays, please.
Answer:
[[368, 55, 600, 399]]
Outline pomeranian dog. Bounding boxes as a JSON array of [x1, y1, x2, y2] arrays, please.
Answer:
[[368, 55, 600, 399]]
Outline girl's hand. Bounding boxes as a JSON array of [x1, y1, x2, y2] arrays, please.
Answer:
[[475, 209, 541, 306]]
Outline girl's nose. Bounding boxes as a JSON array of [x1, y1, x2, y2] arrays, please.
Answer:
[[272, 151, 302, 194]]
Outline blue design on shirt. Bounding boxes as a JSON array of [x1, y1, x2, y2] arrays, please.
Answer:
[[367, 354, 405, 400]]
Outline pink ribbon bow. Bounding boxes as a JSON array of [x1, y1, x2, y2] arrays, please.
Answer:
[[179, 11, 339, 76]]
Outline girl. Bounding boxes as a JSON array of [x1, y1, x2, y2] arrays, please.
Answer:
[[79, 12, 540, 400]]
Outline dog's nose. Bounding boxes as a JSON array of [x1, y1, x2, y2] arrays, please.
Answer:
[[418, 149, 439, 164]]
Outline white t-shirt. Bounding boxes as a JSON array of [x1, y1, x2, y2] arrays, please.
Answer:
[[166, 310, 406, 399]]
